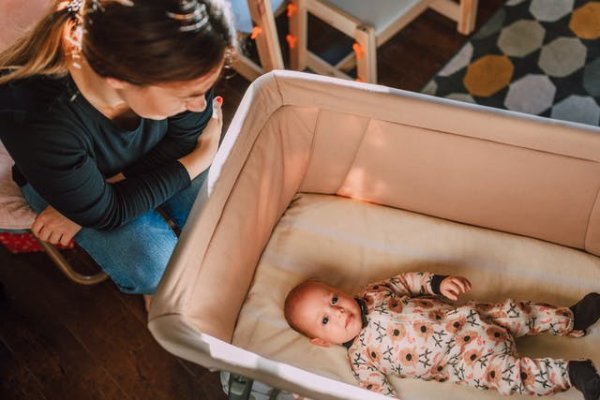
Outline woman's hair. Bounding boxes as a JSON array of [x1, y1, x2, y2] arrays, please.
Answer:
[[0, 0, 237, 86]]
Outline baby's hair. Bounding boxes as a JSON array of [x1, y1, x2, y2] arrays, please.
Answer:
[[284, 280, 322, 338]]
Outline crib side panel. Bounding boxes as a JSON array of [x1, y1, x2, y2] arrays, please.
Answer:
[[332, 118, 599, 251], [280, 76, 600, 254]]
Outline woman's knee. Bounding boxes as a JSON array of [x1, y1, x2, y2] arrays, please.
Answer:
[[114, 268, 163, 294]]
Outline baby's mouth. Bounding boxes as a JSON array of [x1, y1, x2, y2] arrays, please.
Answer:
[[345, 313, 353, 328]]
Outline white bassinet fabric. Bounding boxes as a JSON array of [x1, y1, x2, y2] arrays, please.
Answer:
[[149, 71, 600, 400], [233, 193, 600, 400]]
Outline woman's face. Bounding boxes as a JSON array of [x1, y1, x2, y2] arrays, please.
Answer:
[[114, 64, 223, 120]]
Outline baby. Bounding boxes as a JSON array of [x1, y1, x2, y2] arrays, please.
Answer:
[[284, 272, 600, 399]]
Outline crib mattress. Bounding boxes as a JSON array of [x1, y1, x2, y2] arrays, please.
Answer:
[[233, 192, 600, 399], [148, 71, 600, 400]]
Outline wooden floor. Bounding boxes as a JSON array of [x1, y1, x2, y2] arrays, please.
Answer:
[[0, 2, 503, 399]]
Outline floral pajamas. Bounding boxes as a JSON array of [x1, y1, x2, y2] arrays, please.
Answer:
[[348, 272, 575, 398]]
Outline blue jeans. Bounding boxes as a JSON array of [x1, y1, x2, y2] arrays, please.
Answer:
[[21, 171, 206, 294]]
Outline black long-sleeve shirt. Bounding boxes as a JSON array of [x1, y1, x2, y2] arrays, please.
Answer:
[[0, 74, 213, 230]]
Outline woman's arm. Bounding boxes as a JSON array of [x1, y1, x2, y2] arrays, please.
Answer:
[[177, 97, 222, 180], [26, 98, 223, 242], [122, 90, 216, 176]]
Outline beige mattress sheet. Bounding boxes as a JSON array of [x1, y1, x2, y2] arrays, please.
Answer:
[[233, 193, 600, 400]]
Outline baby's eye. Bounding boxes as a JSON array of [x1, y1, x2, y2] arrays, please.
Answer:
[[332, 295, 338, 305], [322, 316, 329, 325]]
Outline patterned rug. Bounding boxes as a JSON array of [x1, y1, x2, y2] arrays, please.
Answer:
[[423, 0, 600, 126]]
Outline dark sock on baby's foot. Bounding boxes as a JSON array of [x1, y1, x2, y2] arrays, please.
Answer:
[[570, 293, 600, 332], [569, 360, 600, 400]]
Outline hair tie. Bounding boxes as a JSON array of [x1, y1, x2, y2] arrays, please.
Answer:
[[167, 0, 209, 32], [66, 0, 84, 15]]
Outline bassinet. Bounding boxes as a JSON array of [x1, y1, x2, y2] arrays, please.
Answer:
[[148, 71, 600, 400]]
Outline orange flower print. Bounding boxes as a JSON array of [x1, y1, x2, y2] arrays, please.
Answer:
[[363, 382, 383, 393], [476, 303, 495, 312], [446, 316, 466, 333], [457, 331, 479, 348], [387, 297, 403, 313], [428, 309, 445, 322], [367, 347, 382, 364], [429, 363, 449, 382], [486, 325, 509, 344], [362, 294, 375, 307], [463, 348, 483, 366], [488, 308, 507, 320], [413, 321, 434, 340], [397, 347, 418, 368], [518, 368, 536, 389], [485, 364, 503, 388], [386, 323, 406, 341], [414, 298, 435, 309], [366, 283, 392, 298], [556, 307, 572, 318], [518, 302, 532, 314]]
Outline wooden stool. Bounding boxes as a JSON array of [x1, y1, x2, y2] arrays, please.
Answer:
[[231, 0, 286, 81], [288, 0, 478, 83]]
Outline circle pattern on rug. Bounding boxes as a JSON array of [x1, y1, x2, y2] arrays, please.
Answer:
[[423, 0, 600, 126]]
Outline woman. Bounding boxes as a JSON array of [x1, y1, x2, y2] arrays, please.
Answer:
[[0, 0, 237, 300]]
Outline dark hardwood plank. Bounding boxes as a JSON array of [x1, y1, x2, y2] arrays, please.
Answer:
[[0, 337, 48, 400]]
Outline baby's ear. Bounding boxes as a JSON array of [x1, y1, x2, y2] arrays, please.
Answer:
[[310, 337, 331, 347]]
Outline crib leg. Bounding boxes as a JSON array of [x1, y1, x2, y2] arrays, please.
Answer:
[[228, 373, 253, 400]]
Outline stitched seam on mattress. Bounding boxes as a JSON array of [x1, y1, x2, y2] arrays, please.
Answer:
[[584, 180, 600, 250], [336, 117, 372, 194]]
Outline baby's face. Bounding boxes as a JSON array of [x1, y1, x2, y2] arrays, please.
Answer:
[[292, 282, 363, 346]]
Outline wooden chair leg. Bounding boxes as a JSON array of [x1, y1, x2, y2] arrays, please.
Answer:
[[288, 0, 307, 71], [36, 239, 108, 285], [458, 0, 478, 35], [431, 0, 478, 35], [354, 25, 377, 83], [247, 0, 284, 71]]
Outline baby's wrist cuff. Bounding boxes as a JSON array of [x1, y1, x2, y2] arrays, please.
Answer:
[[431, 275, 448, 295]]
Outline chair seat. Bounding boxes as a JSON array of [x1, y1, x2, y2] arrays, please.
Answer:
[[0, 140, 35, 231], [230, 0, 285, 32], [325, 0, 426, 36]]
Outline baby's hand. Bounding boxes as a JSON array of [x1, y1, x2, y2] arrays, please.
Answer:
[[440, 276, 471, 301]]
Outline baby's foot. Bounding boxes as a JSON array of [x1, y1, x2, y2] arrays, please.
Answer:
[[570, 293, 600, 334], [569, 360, 600, 400]]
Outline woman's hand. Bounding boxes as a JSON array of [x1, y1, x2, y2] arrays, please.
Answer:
[[440, 276, 472, 301], [178, 96, 223, 180], [31, 206, 82, 246]]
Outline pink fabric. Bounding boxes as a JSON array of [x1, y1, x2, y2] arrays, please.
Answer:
[[0, 140, 36, 230], [0, 232, 43, 253], [0, 232, 75, 253]]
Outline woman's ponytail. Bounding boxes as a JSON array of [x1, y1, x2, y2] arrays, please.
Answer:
[[1, 0, 237, 87], [0, 2, 72, 85]]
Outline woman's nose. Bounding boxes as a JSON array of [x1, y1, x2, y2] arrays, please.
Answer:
[[185, 97, 207, 112]]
